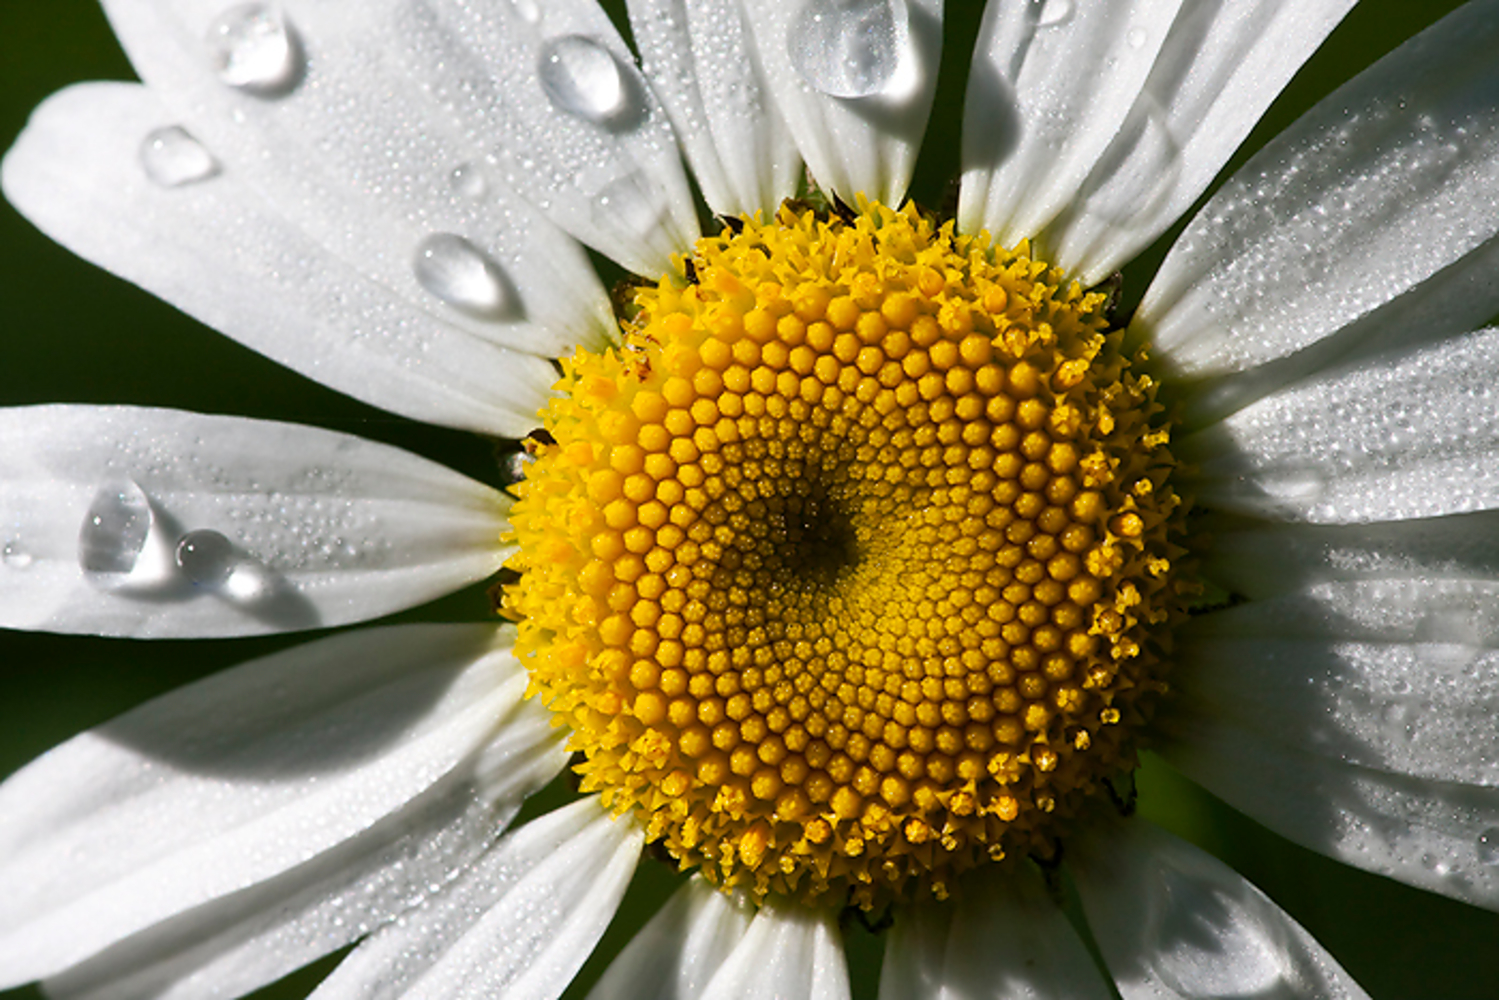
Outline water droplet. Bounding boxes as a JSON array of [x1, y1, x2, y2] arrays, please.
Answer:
[[537, 35, 640, 126], [139, 126, 220, 187], [510, 0, 541, 24], [501, 450, 535, 486], [1034, 0, 1074, 28], [1479, 827, 1499, 866], [1125, 26, 1147, 48], [79, 482, 176, 591], [449, 162, 488, 200], [206, 4, 304, 96], [788, 0, 911, 99], [176, 529, 236, 587], [413, 234, 514, 320], [2, 541, 33, 570]]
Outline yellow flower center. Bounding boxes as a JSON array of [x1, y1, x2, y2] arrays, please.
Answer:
[[505, 201, 1186, 906]]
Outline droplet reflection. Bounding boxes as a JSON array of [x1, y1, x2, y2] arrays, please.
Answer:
[[788, 0, 911, 99]]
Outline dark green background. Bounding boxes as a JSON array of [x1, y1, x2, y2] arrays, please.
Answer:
[[3, 2, 1498, 998]]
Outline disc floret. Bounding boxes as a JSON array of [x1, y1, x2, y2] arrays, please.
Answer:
[[505, 201, 1186, 906]]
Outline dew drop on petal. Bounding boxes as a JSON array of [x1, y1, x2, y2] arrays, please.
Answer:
[[1125, 26, 1147, 48], [538, 35, 636, 125], [1034, 0, 1074, 28], [501, 450, 535, 487], [176, 529, 236, 587], [139, 126, 220, 187], [510, 0, 542, 24], [207, 3, 304, 96], [79, 481, 176, 591], [449, 162, 488, 200], [2, 541, 33, 570], [788, 0, 911, 99], [413, 233, 512, 320], [1478, 827, 1499, 866]]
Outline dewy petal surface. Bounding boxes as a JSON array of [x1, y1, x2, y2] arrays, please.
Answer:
[[0, 405, 510, 637], [0, 624, 565, 988], [44, 660, 567, 1000], [1, 82, 570, 437], [1160, 714, 1499, 914], [627, 0, 800, 217], [1040, 0, 1358, 282], [879, 863, 1111, 1000], [959, 0, 1186, 272], [1072, 820, 1370, 1000], [586, 875, 753, 1000], [695, 897, 851, 1000], [1181, 326, 1499, 524], [741, 0, 941, 207], [1202, 510, 1499, 600], [1138, 0, 1499, 382], [95, 0, 698, 276], [1176, 585, 1499, 786], [311, 796, 643, 1000]]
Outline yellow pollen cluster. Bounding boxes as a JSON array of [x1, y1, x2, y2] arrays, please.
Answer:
[[505, 201, 1184, 905]]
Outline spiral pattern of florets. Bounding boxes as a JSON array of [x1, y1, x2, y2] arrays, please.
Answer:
[[505, 201, 1187, 905]]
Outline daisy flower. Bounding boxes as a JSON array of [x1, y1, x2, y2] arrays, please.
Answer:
[[4, 0, 1499, 997]]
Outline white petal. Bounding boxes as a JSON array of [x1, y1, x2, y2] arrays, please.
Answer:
[[1180, 327, 1499, 524], [1044, 0, 1357, 281], [95, 0, 696, 277], [741, 0, 941, 206], [879, 863, 1111, 1000], [698, 897, 850, 1000], [1160, 714, 1499, 914], [47, 659, 567, 1000], [0, 405, 508, 637], [2, 82, 568, 437], [627, 0, 800, 217], [586, 875, 753, 1000], [312, 796, 643, 1000], [0, 624, 564, 988], [1071, 819, 1370, 1000], [958, 0, 1185, 269], [1202, 511, 1499, 601], [1138, 0, 1499, 381], [1177, 585, 1499, 786]]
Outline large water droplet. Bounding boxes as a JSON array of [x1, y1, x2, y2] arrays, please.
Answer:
[[2, 541, 33, 570], [175, 529, 280, 605], [207, 4, 304, 96], [1479, 827, 1499, 866], [1125, 26, 1148, 48], [788, 0, 911, 99], [139, 126, 220, 187], [176, 529, 236, 587], [414, 234, 514, 320], [79, 482, 152, 578], [537, 35, 641, 127], [449, 162, 488, 200], [501, 450, 535, 487], [79, 482, 176, 591], [1034, 0, 1074, 28], [510, 0, 542, 24]]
